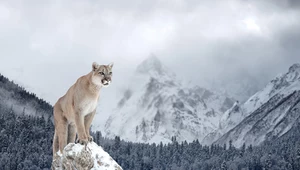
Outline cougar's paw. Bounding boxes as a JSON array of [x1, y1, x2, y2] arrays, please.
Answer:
[[88, 136, 93, 142], [76, 138, 89, 145]]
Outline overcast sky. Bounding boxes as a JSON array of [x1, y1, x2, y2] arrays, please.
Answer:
[[0, 0, 300, 108]]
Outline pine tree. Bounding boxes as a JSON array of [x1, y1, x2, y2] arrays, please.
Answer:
[[247, 144, 253, 153], [229, 140, 233, 150], [95, 131, 102, 144], [296, 148, 300, 169], [221, 160, 228, 170], [265, 153, 272, 170], [240, 143, 246, 157], [113, 136, 121, 151]]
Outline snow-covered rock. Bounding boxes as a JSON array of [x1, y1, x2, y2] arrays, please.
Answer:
[[52, 142, 122, 170], [211, 63, 300, 147], [104, 55, 234, 144]]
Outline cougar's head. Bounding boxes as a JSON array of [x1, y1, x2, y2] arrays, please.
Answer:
[[92, 62, 113, 87]]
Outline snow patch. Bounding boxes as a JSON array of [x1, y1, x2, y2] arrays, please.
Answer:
[[52, 142, 122, 170]]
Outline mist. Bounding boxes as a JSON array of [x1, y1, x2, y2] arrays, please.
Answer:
[[0, 0, 299, 104]]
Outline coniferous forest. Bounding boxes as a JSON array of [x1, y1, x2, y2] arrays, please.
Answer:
[[1, 73, 300, 170]]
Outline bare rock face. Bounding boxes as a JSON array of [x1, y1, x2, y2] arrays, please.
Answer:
[[52, 142, 122, 170]]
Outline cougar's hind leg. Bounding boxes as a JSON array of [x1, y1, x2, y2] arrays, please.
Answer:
[[57, 119, 68, 153], [52, 131, 59, 158], [54, 107, 68, 153]]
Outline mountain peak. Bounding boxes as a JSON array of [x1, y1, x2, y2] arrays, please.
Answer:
[[136, 54, 165, 75], [288, 63, 300, 73]]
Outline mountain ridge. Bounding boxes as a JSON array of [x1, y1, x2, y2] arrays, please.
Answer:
[[104, 55, 235, 144], [210, 63, 300, 147]]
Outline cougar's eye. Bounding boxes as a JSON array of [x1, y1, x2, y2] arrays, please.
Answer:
[[109, 72, 112, 75], [99, 72, 105, 75]]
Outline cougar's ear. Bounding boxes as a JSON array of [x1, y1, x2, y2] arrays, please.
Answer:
[[108, 62, 114, 69], [92, 62, 99, 71]]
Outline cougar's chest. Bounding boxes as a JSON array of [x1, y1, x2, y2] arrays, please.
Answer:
[[78, 97, 98, 116]]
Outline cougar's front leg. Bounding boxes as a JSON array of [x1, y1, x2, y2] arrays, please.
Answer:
[[75, 113, 88, 145], [84, 110, 96, 142]]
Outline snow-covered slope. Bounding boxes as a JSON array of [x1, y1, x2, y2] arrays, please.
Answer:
[[104, 55, 234, 144], [212, 63, 300, 147]]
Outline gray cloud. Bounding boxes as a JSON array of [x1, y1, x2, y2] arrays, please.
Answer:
[[0, 0, 299, 106]]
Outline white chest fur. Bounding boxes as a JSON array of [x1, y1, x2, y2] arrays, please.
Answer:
[[78, 98, 98, 116]]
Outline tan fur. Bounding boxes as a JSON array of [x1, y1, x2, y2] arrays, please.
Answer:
[[52, 62, 113, 158]]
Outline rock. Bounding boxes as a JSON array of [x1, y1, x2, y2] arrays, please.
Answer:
[[52, 142, 122, 170]]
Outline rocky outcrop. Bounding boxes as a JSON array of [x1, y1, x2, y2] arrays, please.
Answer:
[[52, 142, 122, 170]]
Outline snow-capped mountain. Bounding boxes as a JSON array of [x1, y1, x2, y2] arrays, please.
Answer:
[[211, 63, 300, 148], [104, 55, 234, 144]]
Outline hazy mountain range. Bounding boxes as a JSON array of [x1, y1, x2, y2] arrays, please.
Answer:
[[99, 55, 300, 147]]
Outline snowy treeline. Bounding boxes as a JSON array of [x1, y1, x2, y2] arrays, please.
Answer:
[[1, 105, 300, 170], [0, 106, 53, 169]]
